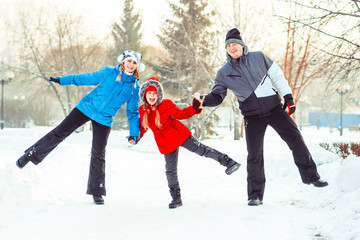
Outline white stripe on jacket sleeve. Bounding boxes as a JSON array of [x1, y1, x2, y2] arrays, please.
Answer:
[[267, 62, 292, 97]]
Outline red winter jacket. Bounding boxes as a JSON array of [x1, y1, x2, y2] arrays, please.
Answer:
[[139, 99, 201, 155]]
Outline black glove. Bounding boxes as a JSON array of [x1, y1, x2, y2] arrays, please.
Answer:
[[192, 98, 201, 110], [283, 94, 296, 115], [49, 77, 60, 84], [192, 97, 203, 113], [128, 136, 140, 144]]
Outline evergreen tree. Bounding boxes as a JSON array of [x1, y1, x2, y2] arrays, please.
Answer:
[[156, 0, 217, 98], [155, 0, 218, 139], [109, 0, 144, 130], [110, 0, 143, 64]]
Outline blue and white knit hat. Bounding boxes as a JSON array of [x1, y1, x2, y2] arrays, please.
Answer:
[[117, 50, 146, 72]]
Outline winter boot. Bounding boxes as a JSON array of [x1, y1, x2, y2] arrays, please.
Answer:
[[16, 146, 37, 169], [169, 186, 182, 209], [309, 179, 328, 188], [248, 198, 263, 206], [220, 155, 241, 175], [93, 195, 104, 205]]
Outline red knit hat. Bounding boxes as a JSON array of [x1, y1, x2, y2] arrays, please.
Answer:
[[145, 76, 160, 94]]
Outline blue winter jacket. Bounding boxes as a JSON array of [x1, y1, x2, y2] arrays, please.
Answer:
[[60, 66, 140, 136]]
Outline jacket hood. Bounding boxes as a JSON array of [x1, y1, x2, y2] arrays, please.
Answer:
[[139, 79, 164, 105]]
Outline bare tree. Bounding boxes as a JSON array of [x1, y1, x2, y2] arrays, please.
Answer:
[[281, 18, 335, 121], [319, 91, 341, 132], [211, 0, 271, 139], [13, 7, 108, 120], [278, 0, 360, 86]]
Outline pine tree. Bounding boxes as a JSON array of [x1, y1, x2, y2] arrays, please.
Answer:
[[110, 0, 143, 64], [156, 0, 217, 139], [107, 0, 144, 130], [156, 0, 216, 98]]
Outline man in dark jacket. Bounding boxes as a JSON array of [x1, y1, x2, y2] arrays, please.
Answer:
[[200, 28, 328, 206]]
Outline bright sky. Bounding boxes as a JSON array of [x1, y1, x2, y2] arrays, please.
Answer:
[[0, 0, 172, 45], [0, 0, 284, 66], [0, 0, 246, 46]]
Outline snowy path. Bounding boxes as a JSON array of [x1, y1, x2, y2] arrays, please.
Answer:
[[1, 127, 359, 239]]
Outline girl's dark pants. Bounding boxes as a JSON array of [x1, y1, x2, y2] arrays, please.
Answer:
[[24, 108, 111, 196], [164, 135, 224, 188], [245, 105, 320, 201]]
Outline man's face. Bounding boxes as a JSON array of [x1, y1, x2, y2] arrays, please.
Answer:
[[226, 43, 244, 59]]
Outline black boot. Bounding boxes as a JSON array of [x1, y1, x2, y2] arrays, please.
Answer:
[[219, 155, 241, 175], [16, 146, 37, 169], [169, 186, 182, 209], [310, 179, 328, 188], [93, 195, 104, 205], [248, 198, 263, 206]]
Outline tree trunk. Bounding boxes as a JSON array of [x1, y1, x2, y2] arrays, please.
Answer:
[[233, 108, 241, 140], [240, 116, 244, 138]]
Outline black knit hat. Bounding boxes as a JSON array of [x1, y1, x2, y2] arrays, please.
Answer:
[[225, 28, 246, 48]]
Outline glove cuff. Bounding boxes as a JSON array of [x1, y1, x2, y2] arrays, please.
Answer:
[[192, 106, 202, 113]]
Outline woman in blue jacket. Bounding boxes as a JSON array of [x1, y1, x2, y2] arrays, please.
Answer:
[[16, 50, 145, 205]]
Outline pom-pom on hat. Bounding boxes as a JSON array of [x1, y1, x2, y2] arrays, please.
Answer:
[[140, 76, 163, 105], [117, 50, 146, 72]]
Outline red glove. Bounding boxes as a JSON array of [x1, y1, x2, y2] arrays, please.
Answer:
[[283, 94, 296, 115]]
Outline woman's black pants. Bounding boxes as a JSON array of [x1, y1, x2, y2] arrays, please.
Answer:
[[23, 108, 111, 196]]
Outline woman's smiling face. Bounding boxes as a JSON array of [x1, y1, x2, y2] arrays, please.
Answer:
[[124, 59, 138, 73]]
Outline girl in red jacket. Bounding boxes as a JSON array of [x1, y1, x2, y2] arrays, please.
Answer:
[[139, 76, 240, 209]]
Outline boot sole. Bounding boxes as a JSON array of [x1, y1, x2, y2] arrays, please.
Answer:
[[169, 202, 183, 209], [225, 163, 241, 175], [248, 201, 263, 206], [311, 182, 329, 188]]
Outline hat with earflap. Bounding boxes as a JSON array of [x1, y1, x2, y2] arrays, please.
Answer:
[[139, 76, 163, 105], [117, 50, 146, 72]]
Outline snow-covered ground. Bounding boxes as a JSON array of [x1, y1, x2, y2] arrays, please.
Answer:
[[1, 126, 359, 240]]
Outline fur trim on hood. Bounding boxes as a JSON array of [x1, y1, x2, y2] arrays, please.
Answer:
[[139, 77, 164, 105]]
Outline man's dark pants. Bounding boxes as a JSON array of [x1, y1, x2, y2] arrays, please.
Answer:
[[245, 105, 320, 201]]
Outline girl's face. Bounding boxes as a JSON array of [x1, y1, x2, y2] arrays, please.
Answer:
[[124, 59, 138, 73], [146, 91, 158, 106]]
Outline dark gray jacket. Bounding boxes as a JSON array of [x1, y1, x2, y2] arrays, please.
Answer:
[[205, 48, 292, 117]]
